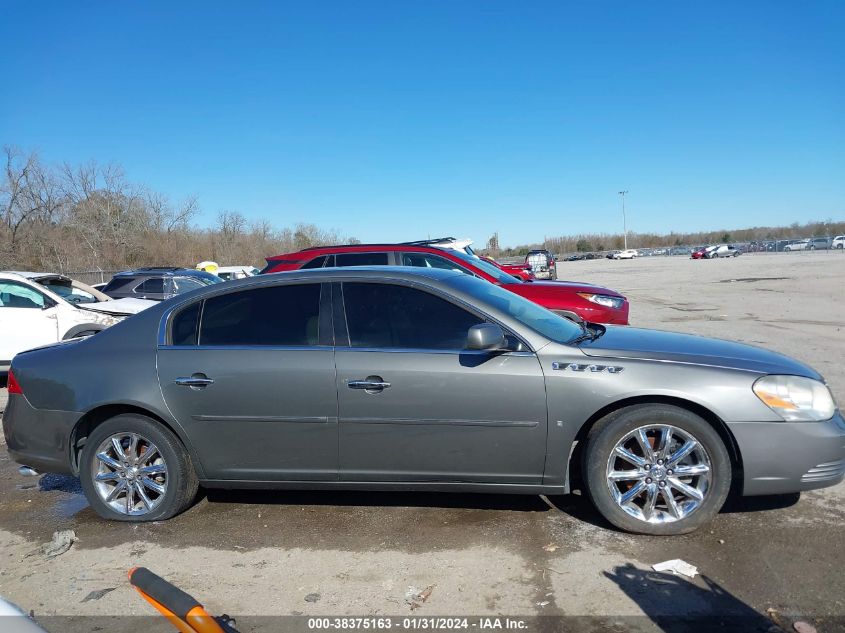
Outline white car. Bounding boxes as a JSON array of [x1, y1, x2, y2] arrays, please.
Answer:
[[216, 265, 260, 280], [707, 244, 741, 258], [612, 249, 638, 259], [0, 272, 155, 371], [832, 235, 845, 250], [783, 239, 809, 252]]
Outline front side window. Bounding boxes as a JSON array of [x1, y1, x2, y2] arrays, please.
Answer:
[[402, 253, 467, 273], [449, 275, 582, 344], [335, 252, 388, 267], [199, 284, 321, 346], [39, 280, 97, 304], [0, 281, 47, 309], [343, 282, 482, 350]]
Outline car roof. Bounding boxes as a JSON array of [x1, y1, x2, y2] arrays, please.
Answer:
[[216, 265, 257, 272], [266, 243, 482, 262], [259, 265, 463, 283], [2, 271, 68, 281], [113, 267, 210, 278]]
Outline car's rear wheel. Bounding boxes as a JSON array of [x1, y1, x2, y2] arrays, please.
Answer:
[[582, 404, 731, 535], [79, 414, 199, 522]]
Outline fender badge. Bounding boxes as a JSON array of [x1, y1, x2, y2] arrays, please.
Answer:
[[552, 362, 624, 373]]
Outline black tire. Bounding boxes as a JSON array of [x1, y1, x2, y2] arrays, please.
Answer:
[[581, 404, 731, 535], [79, 413, 199, 522]]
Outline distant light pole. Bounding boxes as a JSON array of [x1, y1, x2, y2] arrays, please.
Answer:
[[618, 190, 629, 249]]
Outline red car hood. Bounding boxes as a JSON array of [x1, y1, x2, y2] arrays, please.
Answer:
[[513, 280, 624, 297]]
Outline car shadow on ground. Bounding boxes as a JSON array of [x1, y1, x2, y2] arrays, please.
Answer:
[[22, 473, 804, 530], [604, 564, 775, 632], [203, 487, 801, 525], [203, 487, 554, 512]]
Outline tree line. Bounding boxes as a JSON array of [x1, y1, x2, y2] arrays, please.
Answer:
[[486, 219, 845, 257], [1, 146, 357, 273], [4, 146, 842, 272]]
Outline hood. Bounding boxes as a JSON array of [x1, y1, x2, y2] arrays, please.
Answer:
[[579, 326, 821, 378], [80, 297, 157, 316], [511, 280, 624, 298]]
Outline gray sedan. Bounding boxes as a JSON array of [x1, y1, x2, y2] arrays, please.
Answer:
[[3, 267, 843, 535]]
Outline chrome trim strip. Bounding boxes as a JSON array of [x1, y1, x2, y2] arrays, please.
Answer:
[[339, 417, 539, 428], [159, 345, 333, 351], [192, 415, 331, 423], [335, 347, 536, 356]]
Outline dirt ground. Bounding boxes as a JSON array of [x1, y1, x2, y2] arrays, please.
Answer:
[[1, 251, 844, 632]]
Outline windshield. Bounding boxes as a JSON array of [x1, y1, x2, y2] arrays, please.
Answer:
[[191, 271, 223, 285], [450, 274, 582, 344], [38, 280, 98, 304], [446, 249, 521, 285]]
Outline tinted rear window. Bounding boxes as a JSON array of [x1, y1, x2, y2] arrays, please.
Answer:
[[199, 284, 321, 346], [335, 252, 388, 267], [171, 302, 201, 346], [136, 278, 165, 294], [301, 255, 328, 269]]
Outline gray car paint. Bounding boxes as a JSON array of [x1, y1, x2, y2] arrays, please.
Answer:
[[4, 266, 844, 497]]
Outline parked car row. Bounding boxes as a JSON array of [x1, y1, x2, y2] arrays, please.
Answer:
[[0, 271, 156, 371], [746, 236, 845, 252]]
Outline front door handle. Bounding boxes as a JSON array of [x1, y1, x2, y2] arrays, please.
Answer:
[[347, 375, 391, 392], [175, 374, 214, 389]]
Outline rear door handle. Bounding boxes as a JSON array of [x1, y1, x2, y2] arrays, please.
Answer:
[[347, 376, 391, 392], [175, 375, 214, 388]]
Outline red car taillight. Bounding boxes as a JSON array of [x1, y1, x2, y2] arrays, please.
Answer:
[[7, 369, 23, 395]]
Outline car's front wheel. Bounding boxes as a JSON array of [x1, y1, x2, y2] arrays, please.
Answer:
[[582, 404, 731, 535], [79, 414, 199, 521]]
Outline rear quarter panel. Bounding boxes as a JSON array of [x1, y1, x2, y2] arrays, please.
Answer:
[[10, 304, 203, 474]]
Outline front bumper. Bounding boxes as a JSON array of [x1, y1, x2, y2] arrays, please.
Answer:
[[2, 393, 78, 475], [731, 412, 845, 495]]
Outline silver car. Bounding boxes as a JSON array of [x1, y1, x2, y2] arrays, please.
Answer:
[[3, 267, 843, 535]]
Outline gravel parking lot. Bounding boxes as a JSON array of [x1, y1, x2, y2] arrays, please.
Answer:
[[1, 252, 843, 632]]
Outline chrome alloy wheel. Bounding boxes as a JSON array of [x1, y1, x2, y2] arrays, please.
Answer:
[[91, 433, 168, 516], [605, 424, 712, 524]]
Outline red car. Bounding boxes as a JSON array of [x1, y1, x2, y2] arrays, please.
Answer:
[[481, 256, 535, 281], [262, 243, 629, 324]]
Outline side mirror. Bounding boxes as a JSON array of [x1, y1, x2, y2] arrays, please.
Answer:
[[466, 323, 506, 351]]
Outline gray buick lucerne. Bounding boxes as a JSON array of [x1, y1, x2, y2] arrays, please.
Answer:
[[4, 267, 844, 535]]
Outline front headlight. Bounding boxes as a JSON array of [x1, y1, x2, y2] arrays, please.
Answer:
[[753, 375, 836, 421], [577, 293, 625, 310]]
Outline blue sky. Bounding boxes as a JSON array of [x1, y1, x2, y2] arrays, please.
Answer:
[[1, 1, 843, 246]]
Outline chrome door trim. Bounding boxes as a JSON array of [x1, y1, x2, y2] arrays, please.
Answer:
[[339, 417, 539, 428], [191, 414, 332, 423]]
